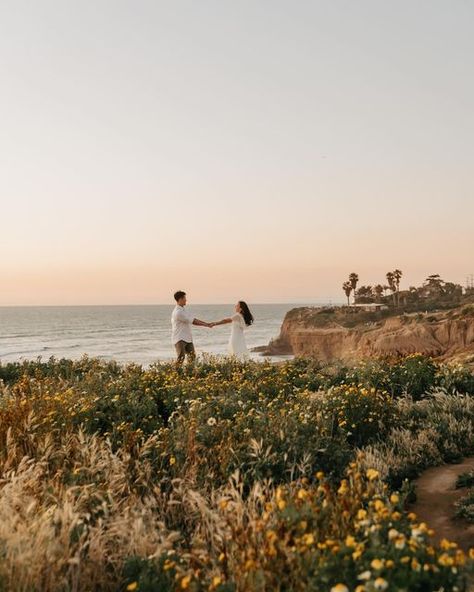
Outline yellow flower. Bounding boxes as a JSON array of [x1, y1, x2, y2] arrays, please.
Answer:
[[277, 499, 286, 510], [345, 535, 356, 547], [181, 575, 192, 589], [330, 585, 349, 592], [211, 575, 222, 588], [411, 558, 421, 571], [390, 493, 399, 504], [438, 553, 454, 567], [126, 584, 138, 592], [297, 488, 308, 500], [338, 480, 349, 495], [371, 558, 384, 570], [374, 500, 385, 511], [357, 509, 367, 520], [440, 538, 457, 550], [244, 559, 256, 570], [302, 533, 315, 546], [169, 456, 176, 466], [352, 548, 363, 560], [366, 468, 379, 481], [316, 471, 324, 479], [455, 549, 466, 566], [391, 511, 402, 520]]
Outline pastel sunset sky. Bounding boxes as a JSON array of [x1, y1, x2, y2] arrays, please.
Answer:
[[1, 1, 473, 305]]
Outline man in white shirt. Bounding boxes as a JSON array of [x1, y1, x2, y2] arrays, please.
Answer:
[[171, 290, 211, 365]]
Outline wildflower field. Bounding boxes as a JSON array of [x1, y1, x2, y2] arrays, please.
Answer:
[[0, 354, 474, 591]]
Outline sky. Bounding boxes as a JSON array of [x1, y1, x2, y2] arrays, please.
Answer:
[[1, 0, 473, 305]]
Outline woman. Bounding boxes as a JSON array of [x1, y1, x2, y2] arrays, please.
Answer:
[[211, 301, 254, 359]]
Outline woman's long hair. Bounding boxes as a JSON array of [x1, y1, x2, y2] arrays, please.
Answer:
[[239, 301, 254, 326]]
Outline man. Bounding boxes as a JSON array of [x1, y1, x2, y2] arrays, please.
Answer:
[[171, 290, 211, 365]]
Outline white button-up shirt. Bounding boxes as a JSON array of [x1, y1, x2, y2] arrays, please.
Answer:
[[171, 305, 194, 344]]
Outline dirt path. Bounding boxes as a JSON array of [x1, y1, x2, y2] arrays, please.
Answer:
[[412, 457, 474, 551]]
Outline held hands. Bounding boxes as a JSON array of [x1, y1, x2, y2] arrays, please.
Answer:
[[206, 321, 217, 328]]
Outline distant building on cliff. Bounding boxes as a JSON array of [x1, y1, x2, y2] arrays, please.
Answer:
[[347, 303, 389, 313]]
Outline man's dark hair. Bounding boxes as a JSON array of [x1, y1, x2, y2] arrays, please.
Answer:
[[174, 290, 186, 302]]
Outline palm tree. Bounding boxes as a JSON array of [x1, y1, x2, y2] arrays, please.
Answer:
[[386, 272, 396, 306], [374, 284, 384, 302], [348, 273, 359, 303], [393, 269, 403, 306], [342, 281, 352, 306]]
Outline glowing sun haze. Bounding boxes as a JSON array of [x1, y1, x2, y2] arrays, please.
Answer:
[[1, 1, 473, 305]]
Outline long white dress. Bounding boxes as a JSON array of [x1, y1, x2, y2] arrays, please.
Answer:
[[229, 313, 249, 359]]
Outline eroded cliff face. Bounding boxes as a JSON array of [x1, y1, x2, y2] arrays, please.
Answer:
[[262, 307, 474, 363]]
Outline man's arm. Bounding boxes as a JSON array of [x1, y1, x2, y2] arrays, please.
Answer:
[[176, 308, 204, 325], [193, 318, 211, 327]]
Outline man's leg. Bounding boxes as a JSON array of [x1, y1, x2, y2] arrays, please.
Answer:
[[175, 341, 186, 366], [184, 342, 196, 364]]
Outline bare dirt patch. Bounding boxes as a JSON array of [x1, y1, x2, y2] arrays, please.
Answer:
[[412, 458, 474, 551]]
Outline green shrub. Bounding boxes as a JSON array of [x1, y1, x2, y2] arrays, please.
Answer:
[[122, 555, 177, 592], [455, 489, 474, 523], [456, 470, 474, 489], [319, 385, 398, 447]]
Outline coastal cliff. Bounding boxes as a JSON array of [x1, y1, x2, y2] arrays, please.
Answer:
[[259, 305, 474, 364]]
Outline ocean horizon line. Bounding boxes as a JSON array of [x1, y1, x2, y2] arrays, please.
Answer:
[[0, 301, 342, 309]]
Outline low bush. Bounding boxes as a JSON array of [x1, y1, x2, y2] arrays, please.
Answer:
[[455, 488, 474, 523]]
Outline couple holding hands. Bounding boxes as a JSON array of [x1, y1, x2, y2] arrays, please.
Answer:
[[171, 291, 254, 365]]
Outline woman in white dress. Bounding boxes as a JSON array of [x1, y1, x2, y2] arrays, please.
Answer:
[[211, 301, 254, 359]]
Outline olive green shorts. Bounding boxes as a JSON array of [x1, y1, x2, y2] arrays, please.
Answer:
[[174, 340, 196, 364]]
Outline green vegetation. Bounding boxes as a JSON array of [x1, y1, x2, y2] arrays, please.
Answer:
[[288, 298, 474, 333], [455, 489, 474, 524], [457, 471, 474, 490], [341, 270, 473, 313], [0, 355, 473, 591], [455, 470, 474, 524]]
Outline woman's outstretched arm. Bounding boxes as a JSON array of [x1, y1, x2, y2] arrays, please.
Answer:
[[210, 318, 232, 327]]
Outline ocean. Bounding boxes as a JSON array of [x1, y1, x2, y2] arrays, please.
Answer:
[[0, 304, 312, 366]]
